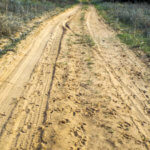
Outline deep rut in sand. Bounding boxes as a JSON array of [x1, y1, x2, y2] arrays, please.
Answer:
[[0, 5, 150, 150]]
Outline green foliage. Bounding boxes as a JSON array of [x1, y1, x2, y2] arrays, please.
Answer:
[[81, 4, 89, 10], [81, 0, 90, 4], [0, 0, 77, 57], [82, 34, 95, 47], [0, 1, 56, 37], [80, 12, 85, 21], [95, 2, 150, 54], [75, 34, 95, 47], [0, 25, 36, 57], [0, 0, 78, 37]]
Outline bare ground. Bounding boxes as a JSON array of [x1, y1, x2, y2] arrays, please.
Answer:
[[0, 5, 150, 150]]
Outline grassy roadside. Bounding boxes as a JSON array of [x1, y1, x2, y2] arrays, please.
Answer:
[[0, 2, 76, 57], [93, 2, 150, 57]]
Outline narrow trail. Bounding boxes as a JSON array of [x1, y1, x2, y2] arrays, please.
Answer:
[[0, 5, 150, 150]]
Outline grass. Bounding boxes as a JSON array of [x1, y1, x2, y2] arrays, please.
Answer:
[[80, 6, 95, 47], [82, 34, 95, 47], [81, 3, 89, 10], [80, 4, 89, 21], [94, 2, 150, 55], [0, 1, 76, 57], [0, 26, 35, 57], [86, 57, 94, 69], [80, 6, 95, 69], [75, 34, 95, 47], [0, 1, 57, 37], [80, 11, 85, 21]]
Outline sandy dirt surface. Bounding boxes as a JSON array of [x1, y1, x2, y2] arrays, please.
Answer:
[[0, 5, 150, 150]]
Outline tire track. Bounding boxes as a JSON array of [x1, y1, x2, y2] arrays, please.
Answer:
[[86, 6, 150, 149], [0, 7, 79, 150], [0, 5, 150, 150]]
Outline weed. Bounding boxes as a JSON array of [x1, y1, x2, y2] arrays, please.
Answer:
[[87, 62, 94, 66], [85, 56, 94, 69], [74, 34, 95, 47], [85, 57, 92, 62], [80, 34, 95, 47], [67, 38, 72, 46], [86, 79, 92, 85], [80, 12, 85, 21], [83, 35, 95, 47], [81, 4, 89, 11]]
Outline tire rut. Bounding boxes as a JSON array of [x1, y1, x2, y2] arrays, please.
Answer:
[[86, 6, 150, 149], [0, 7, 79, 150], [0, 5, 150, 150]]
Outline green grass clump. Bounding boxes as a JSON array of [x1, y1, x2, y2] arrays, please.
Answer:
[[82, 34, 95, 47], [80, 11, 85, 21], [75, 34, 95, 47]]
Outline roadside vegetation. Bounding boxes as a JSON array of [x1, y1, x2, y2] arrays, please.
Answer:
[[0, 0, 78, 56], [80, 4, 95, 47], [93, 1, 150, 56]]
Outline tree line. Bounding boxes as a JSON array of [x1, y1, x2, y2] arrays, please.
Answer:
[[92, 0, 150, 3]]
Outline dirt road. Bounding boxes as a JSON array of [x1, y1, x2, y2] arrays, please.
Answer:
[[0, 5, 150, 150]]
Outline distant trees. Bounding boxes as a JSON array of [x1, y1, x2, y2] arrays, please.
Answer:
[[110, 0, 150, 3], [0, 0, 9, 13], [45, 0, 78, 3], [92, 0, 150, 3]]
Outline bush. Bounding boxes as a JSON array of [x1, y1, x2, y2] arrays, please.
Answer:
[[0, 14, 22, 36]]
